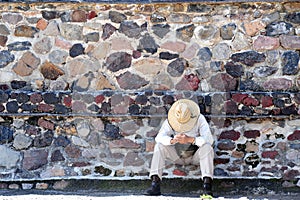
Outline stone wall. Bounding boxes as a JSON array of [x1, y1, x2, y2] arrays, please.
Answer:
[[0, 1, 300, 189]]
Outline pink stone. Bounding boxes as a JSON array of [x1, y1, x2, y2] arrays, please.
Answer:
[[181, 43, 199, 60], [243, 20, 265, 36], [95, 95, 105, 104], [160, 41, 186, 53], [38, 104, 54, 112], [111, 37, 134, 51], [263, 78, 293, 90], [55, 37, 72, 50], [253, 35, 280, 50], [36, 18, 48, 30], [280, 35, 300, 49], [109, 138, 140, 149], [38, 118, 54, 130]]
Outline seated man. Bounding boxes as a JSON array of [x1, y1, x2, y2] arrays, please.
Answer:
[[145, 99, 214, 198]]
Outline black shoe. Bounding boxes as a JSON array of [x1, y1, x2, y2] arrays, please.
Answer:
[[202, 177, 213, 197], [145, 175, 161, 196]]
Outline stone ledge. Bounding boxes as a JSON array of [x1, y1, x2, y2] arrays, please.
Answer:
[[0, 178, 299, 197]]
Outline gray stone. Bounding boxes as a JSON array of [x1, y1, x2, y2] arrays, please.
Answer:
[[7, 41, 31, 51], [176, 24, 195, 42], [14, 25, 38, 38], [0, 24, 10, 35], [44, 21, 60, 36], [59, 23, 83, 40], [254, 66, 278, 77], [13, 134, 33, 150], [123, 152, 144, 167], [0, 145, 20, 169], [224, 62, 244, 78], [42, 11, 61, 20], [195, 25, 219, 41], [262, 12, 280, 25], [71, 136, 90, 147], [85, 32, 99, 43], [220, 23, 236, 40], [102, 23, 117, 40], [266, 21, 293, 36], [152, 24, 170, 39], [76, 121, 91, 138], [33, 130, 54, 148], [69, 43, 85, 58], [285, 12, 300, 24], [212, 43, 231, 60], [49, 50, 68, 65], [167, 58, 188, 77], [117, 72, 149, 90], [2, 13, 23, 25], [232, 32, 250, 51], [266, 50, 279, 65], [168, 14, 191, 23], [138, 34, 159, 54], [0, 50, 14, 68], [23, 149, 48, 170], [0, 125, 14, 143], [150, 13, 166, 23], [119, 21, 142, 39], [109, 11, 127, 23], [231, 51, 266, 66], [106, 52, 132, 72], [33, 37, 52, 54], [282, 51, 299, 75], [197, 47, 212, 62], [13, 51, 40, 76]]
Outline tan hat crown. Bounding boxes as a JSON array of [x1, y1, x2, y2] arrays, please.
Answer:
[[175, 102, 191, 124]]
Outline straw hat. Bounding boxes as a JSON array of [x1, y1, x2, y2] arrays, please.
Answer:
[[168, 99, 200, 133]]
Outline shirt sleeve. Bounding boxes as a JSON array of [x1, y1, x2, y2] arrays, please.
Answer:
[[194, 114, 214, 147], [155, 119, 174, 145]]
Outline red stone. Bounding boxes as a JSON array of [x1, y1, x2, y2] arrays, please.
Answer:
[[243, 97, 259, 106], [287, 130, 300, 141], [173, 169, 187, 176], [63, 96, 72, 107], [244, 130, 260, 138], [95, 95, 105, 104], [261, 96, 273, 108], [87, 11, 97, 20], [262, 151, 278, 159], [132, 50, 142, 59], [232, 93, 248, 103], [184, 74, 200, 91], [219, 130, 240, 141]]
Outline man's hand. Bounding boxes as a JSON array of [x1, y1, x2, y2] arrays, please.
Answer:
[[173, 134, 195, 144]]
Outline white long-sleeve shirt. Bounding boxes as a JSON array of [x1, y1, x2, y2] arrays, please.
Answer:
[[155, 114, 214, 147]]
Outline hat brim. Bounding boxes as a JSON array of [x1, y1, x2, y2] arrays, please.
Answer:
[[168, 99, 200, 133]]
